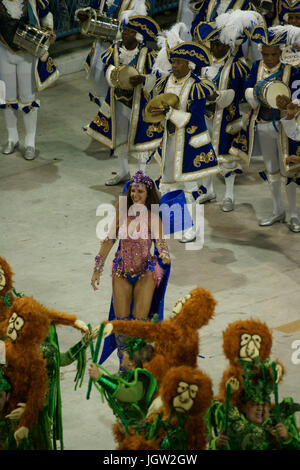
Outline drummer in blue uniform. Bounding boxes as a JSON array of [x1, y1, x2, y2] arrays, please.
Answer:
[[230, 24, 300, 232], [0, 0, 58, 161], [75, 1, 148, 131], [277, 0, 300, 26], [84, 12, 160, 186]]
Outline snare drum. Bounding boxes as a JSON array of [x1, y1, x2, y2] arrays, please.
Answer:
[[13, 24, 50, 58], [110, 65, 139, 90], [254, 80, 291, 109], [80, 10, 119, 41]]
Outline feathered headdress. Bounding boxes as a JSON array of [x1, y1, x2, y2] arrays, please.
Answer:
[[215, 9, 264, 46], [269, 24, 300, 48], [152, 22, 189, 76], [251, 24, 288, 47]]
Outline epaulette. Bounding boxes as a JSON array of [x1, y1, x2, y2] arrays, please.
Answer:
[[231, 60, 250, 80], [37, 0, 49, 10], [192, 79, 215, 99], [101, 45, 114, 65]]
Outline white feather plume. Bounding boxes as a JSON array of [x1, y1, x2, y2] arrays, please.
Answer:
[[3, 0, 26, 20], [215, 9, 264, 45], [152, 23, 187, 76], [120, 0, 148, 24], [270, 25, 300, 48]]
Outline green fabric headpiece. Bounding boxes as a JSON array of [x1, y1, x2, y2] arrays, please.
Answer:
[[240, 357, 274, 404], [123, 337, 146, 359], [0, 288, 24, 308]]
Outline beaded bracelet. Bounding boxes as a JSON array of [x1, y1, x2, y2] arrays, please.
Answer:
[[94, 254, 105, 274], [157, 239, 169, 254]]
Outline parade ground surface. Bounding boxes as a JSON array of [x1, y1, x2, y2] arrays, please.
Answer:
[[1, 70, 300, 450]]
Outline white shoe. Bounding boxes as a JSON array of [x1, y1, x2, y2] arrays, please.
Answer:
[[24, 146, 36, 161], [288, 217, 300, 233], [179, 226, 196, 243], [105, 172, 130, 186], [221, 197, 234, 212], [197, 192, 216, 204]]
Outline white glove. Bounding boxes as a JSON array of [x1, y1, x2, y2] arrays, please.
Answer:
[[75, 320, 89, 332], [6, 403, 26, 421], [14, 426, 29, 447]]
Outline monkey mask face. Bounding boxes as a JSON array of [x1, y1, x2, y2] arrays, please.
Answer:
[[6, 312, 25, 342], [239, 333, 262, 362], [0, 265, 6, 292], [5, 297, 50, 347], [172, 381, 199, 413]]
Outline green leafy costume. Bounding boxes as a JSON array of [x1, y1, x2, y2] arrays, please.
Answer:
[[206, 398, 300, 450], [206, 358, 300, 450], [95, 366, 158, 434]]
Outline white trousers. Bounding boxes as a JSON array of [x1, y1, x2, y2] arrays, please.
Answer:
[[256, 121, 298, 217], [256, 122, 287, 175], [0, 42, 36, 104], [0, 42, 37, 147]]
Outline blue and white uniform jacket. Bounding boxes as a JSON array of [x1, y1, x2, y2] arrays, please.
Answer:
[[154, 73, 220, 182], [86, 40, 159, 155], [230, 59, 300, 178]]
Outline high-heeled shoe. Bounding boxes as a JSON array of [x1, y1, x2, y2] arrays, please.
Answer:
[[259, 211, 286, 226], [2, 141, 19, 155]]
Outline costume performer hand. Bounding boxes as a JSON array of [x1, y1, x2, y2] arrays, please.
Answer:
[[91, 271, 100, 290], [49, 31, 56, 44], [5, 403, 26, 421], [89, 363, 101, 381], [14, 426, 29, 447], [275, 364, 283, 384], [77, 10, 91, 22], [130, 75, 146, 87], [92, 322, 113, 339], [286, 101, 300, 119], [159, 252, 171, 264], [276, 95, 291, 110], [226, 377, 239, 392], [287, 155, 300, 164], [75, 319, 89, 333], [207, 91, 219, 102], [150, 106, 169, 117], [216, 431, 229, 449], [274, 423, 289, 441]]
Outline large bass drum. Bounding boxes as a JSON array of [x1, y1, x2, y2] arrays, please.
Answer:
[[254, 80, 291, 109], [80, 9, 119, 41], [13, 24, 51, 58]]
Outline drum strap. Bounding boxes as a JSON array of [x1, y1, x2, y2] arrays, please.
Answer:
[[27, 1, 38, 27], [128, 54, 139, 67], [256, 70, 283, 133]]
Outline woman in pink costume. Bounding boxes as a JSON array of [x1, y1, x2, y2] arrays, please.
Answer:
[[91, 171, 171, 370]]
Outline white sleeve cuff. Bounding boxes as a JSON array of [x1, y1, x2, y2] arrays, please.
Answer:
[[169, 109, 191, 129], [143, 74, 156, 93], [216, 89, 235, 108], [41, 12, 54, 30], [245, 88, 259, 109], [105, 65, 116, 87], [281, 118, 300, 141]]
